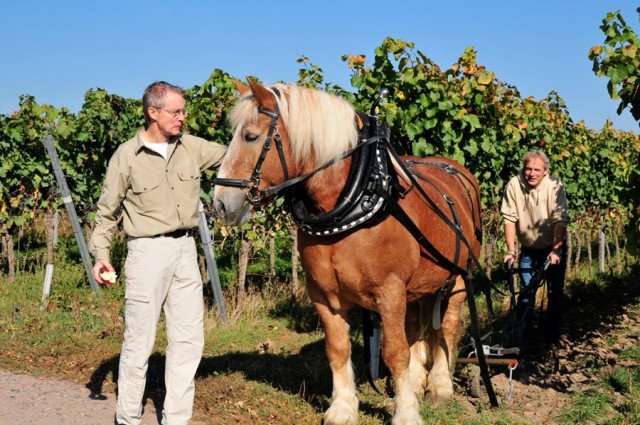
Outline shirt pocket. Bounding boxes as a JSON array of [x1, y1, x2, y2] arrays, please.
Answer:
[[175, 165, 201, 200], [131, 174, 161, 194], [130, 173, 162, 207]]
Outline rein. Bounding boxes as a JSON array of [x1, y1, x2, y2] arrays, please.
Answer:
[[264, 136, 384, 200]]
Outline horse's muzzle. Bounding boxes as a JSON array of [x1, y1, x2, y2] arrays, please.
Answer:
[[213, 190, 253, 226]]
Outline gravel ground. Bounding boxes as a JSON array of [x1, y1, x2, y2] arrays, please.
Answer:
[[0, 369, 160, 425]]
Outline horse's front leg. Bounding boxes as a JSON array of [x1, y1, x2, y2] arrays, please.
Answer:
[[312, 299, 358, 425], [380, 286, 424, 425]]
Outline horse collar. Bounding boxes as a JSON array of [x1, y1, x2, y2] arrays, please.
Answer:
[[289, 138, 397, 236]]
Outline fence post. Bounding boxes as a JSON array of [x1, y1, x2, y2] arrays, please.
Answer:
[[43, 134, 102, 301], [599, 228, 606, 273], [41, 263, 54, 310], [53, 210, 59, 246], [198, 200, 227, 323]]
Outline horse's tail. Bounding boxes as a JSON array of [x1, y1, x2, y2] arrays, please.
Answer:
[[419, 295, 438, 370], [419, 283, 465, 372]]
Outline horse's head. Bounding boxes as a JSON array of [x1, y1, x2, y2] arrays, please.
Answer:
[[213, 78, 293, 225], [213, 78, 359, 226]]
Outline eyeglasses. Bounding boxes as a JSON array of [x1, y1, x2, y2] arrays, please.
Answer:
[[154, 107, 187, 118]]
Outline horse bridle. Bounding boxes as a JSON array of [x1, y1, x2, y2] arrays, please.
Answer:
[[214, 102, 289, 206]]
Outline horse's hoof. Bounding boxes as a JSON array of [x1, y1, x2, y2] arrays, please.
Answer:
[[426, 386, 454, 403], [323, 399, 359, 425], [391, 411, 424, 425], [426, 378, 454, 403]]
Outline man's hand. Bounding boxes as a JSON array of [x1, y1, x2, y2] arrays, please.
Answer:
[[503, 248, 517, 265], [548, 250, 562, 266], [503, 252, 517, 264], [93, 258, 116, 285]]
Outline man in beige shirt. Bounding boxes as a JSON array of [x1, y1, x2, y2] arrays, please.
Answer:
[[501, 150, 569, 350], [89, 81, 227, 425]]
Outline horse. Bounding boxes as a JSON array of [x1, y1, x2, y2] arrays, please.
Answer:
[[213, 78, 482, 425]]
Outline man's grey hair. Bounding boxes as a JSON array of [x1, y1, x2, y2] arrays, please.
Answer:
[[142, 81, 185, 123], [522, 150, 550, 170]]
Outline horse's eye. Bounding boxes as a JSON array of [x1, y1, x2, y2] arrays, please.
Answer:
[[244, 131, 259, 142]]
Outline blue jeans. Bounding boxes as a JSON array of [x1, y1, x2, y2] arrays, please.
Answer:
[[513, 243, 566, 346]]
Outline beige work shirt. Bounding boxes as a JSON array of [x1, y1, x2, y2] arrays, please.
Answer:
[[89, 129, 227, 260], [501, 171, 569, 250]]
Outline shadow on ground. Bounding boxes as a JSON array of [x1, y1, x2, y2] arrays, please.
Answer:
[[86, 332, 392, 422]]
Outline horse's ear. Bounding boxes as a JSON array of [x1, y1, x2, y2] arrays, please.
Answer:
[[246, 78, 277, 112], [233, 79, 250, 96]]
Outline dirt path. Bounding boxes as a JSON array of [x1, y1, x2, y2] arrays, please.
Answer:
[[0, 369, 159, 425]]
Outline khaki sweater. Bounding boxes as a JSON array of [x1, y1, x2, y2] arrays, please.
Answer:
[[501, 171, 569, 250]]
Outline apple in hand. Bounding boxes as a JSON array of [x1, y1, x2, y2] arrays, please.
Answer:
[[100, 270, 117, 284]]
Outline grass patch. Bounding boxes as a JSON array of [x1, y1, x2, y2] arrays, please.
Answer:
[[606, 366, 640, 394], [555, 389, 615, 424]]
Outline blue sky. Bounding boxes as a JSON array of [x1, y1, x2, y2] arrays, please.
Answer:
[[1, 0, 639, 132]]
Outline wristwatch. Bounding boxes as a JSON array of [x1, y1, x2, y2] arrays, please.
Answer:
[[506, 250, 516, 255]]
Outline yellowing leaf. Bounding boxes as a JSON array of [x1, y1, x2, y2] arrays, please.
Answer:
[[477, 71, 494, 85], [623, 44, 637, 57], [352, 54, 366, 66], [10, 196, 21, 208]]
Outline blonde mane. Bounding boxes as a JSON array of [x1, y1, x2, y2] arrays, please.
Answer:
[[229, 84, 359, 169]]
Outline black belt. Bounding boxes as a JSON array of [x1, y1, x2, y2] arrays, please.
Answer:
[[154, 229, 194, 238]]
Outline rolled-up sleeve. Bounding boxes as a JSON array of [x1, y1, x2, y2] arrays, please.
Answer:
[[197, 137, 227, 172]]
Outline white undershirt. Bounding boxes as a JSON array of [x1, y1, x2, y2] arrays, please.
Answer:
[[143, 141, 169, 159]]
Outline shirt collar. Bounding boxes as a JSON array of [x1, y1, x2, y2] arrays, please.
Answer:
[[134, 127, 182, 154]]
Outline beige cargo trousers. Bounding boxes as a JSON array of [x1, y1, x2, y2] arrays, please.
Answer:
[[115, 234, 204, 425]]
